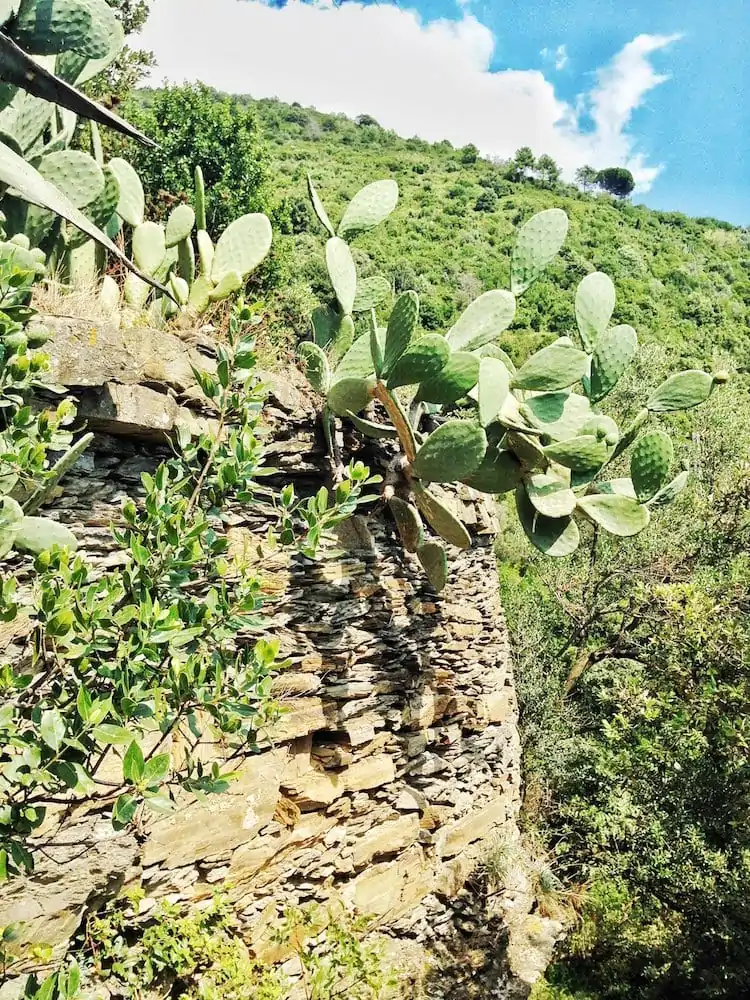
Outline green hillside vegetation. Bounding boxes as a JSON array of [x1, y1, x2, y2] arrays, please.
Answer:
[[119, 87, 750, 372]]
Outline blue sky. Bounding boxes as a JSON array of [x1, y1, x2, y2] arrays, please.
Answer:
[[140, 0, 749, 224]]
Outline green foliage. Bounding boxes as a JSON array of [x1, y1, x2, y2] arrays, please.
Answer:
[[298, 186, 720, 591], [501, 365, 750, 999], [0, 289, 378, 883], [247, 94, 748, 369], [114, 84, 270, 235], [77, 894, 393, 1000]]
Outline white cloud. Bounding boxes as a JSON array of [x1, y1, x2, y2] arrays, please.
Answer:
[[138, 0, 680, 191]]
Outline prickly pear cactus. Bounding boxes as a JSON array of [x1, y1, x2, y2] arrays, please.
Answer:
[[299, 191, 727, 591]]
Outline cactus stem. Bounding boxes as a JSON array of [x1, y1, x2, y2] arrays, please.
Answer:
[[373, 380, 418, 464]]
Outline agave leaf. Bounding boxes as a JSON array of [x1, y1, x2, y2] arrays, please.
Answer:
[[0, 139, 169, 295], [0, 33, 155, 146]]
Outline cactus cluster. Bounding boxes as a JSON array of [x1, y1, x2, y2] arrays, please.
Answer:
[[107, 164, 273, 325], [299, 185, 726, 591], [0, 0, 162, 288]]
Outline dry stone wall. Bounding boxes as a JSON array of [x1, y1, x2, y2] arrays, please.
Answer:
[[0, 319, 554, 997]]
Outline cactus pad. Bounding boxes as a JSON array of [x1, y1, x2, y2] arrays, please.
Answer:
[[0, 495, 23, 558], [15, 0, 115, 59], [589, 324, 638, 401], [194, 165, 206, 231], [575, 271, 616, 351], [389, 496, 424, 553], [123, 272, 149, 310], [577, 494, 650, 537], [212, 213, 272, 283], [132, 221, 166, 276], [383, 290, 419, 375], [386, 334, 449, 390], [196, 229, 213, 278], [333, 327, 383, 381], [37, 150, 104, 208], [463, 448, 522, 495], [479, 342, 516, 374], [416, 351, 480, 405], [413, 485, 471, 550], [14, 515, 77, 554], [169, 274, 189, 307], [513, 340, 589, 392], [511, 208, 569, 295], [327, 375, 374, 416], [597, 478, 637, 498], [630, 429, 673, 502], [478, 356, 511, 427], [298, 342, 330, 395], [412, 419, 487, 483], [310, 305, 336, 349], [166, 204, 196, 248], [515, 485, 580, 557], [352, 275, 391, 313], [648, 469, 689, 508], [446, 289, 516, 352], [67, 163, 119, 250], [109, 157, 144, 226], [417, 540, 448, 592], [544, 434, 609, 471], [329, 314, 356, 364], [325, 236, 357, 316], [338, 179, 398, 238], [647, 370, 716, 412], [307, 173, 335, 238], [525, 471, 577, 518], [209, 269, 243, 302], [521, 391, 592, 442], [188, 275, 213, 314]]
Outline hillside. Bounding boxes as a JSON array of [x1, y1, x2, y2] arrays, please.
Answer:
[[250, 96, 749, 370]]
